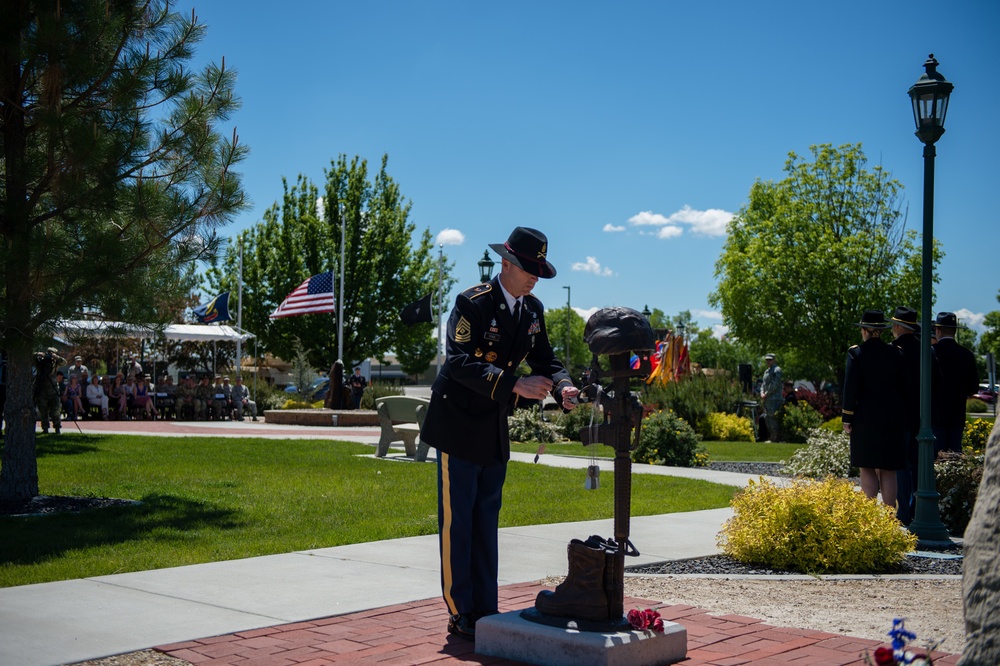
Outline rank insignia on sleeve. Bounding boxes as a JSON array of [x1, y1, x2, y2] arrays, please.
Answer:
[[485, 351, 498, 362], [455, 316, 472, 343]]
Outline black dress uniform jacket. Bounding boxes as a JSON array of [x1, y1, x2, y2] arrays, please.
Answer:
[[421, 276, 573, 466], [842, 337, 906, 470], [932, 337, 980, 429]]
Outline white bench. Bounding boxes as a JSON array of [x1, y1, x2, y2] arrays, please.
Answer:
[[375, 395, 431, 461]]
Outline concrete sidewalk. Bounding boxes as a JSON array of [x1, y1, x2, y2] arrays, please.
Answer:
[[1, 421, 773, 666]]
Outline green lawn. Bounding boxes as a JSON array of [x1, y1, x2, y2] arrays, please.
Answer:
[[0, 433, 737, 587], [512, 439, 802, 463]]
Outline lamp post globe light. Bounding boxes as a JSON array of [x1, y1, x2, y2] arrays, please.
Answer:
[[478, 250, 495, 283], [907, 54, 953, 543]]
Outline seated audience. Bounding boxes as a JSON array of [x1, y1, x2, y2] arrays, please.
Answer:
[[86, 375, 110, 419]]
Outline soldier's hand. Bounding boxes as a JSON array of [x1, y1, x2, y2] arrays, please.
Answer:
[[513, 375, 553, 401], [560, 386, 580, 409]]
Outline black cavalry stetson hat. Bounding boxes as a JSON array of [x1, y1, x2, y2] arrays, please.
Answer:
[[934, 311, 960, 328], [854, 309, 891, 329], [489, 227, 557, 278], [890, 306, 918, 331]]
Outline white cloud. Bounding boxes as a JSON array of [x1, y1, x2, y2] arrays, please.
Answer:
[[954, 308, 986, 333], [603, 223, 626, 233], [628, 211, 671, 227], [626, 205, 734, 239], [711, 324, 729, 339], [571, 256, 614, 277], [670, 205, 733, 236], [574, 306, 600, 321], [436, 228, 465, 245], [695, 309, 723, 322]]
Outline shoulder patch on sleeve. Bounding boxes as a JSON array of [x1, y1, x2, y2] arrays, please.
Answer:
[[455, 316, 472, 343], [463, 283, 492, 300]]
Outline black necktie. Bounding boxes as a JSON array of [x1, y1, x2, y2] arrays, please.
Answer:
[[513, 300, 521, 323]]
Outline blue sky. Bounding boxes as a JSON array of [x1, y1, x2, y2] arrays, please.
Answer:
[[185, 1, 999, 337]]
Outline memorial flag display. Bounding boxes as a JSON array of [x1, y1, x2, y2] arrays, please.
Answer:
[[400, 292, 434, 325], [270, 272, 337, 318], [193, 292, 231, 323]]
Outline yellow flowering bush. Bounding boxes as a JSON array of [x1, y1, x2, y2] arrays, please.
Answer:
[[963, 418, 995, 450], [700, 412, 755, 442], [719, 477, 916, 574]]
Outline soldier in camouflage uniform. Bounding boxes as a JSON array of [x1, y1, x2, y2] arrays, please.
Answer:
[[176, 375, 197, 420], [759, 353, 784, 442], [34, 348, 65, 434], [195, 375, 213, 420]]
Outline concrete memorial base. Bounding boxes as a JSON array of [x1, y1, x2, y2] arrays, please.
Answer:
[[475, 610, 687, 666]]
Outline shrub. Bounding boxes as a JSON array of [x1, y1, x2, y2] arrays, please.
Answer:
[[719, 477, 916, 574], [632, 409, 700, 467], [779, 402, 824, 443], [280, 398, 315, 410], [966, 398, 988, 414], [699, 412, 755, 442], [642, 374, 749, 434], [935, 449, 985, 536], [963, 418, 995, 449], [555, 403, 603, 441], [507, 405, 560, 443], [820, 416, 843, 433], [793, 388, 841, 420], [361, 382, 404, 410], [248, 380, 287, 412], [781, 428, 856, 479]]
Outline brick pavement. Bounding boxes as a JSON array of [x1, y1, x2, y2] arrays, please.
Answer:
[[156, 582, 960, 665]]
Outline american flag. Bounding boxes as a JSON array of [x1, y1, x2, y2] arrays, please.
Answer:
[[269, 272, 337, 318]]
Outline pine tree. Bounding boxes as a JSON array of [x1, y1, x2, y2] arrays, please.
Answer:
[[0, 1, 247, 500]]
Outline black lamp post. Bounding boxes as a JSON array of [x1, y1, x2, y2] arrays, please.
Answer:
[[641, 305, 651, 322], [907, 54, 953, 542], [478, 250, 495, 282]]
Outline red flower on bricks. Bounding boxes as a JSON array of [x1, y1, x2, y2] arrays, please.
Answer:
[[627, 608, 664, 633]]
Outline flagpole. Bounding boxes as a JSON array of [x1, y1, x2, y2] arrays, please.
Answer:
[[338, 205, 345, 364], [236, 238, 243, 378], [436, 244, 443, 372]]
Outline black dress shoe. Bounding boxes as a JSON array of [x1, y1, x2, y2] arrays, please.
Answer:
[[447, 613, 476, 639]]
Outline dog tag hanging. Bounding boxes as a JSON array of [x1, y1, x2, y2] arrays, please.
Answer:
[[585, 464, 600, 489]]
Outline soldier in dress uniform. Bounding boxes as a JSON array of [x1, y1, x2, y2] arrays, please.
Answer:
[[931, 311, 980, 454], [889, 305, 941, 524], [842, 310, 906, 510], [420, 227, 579, 640]]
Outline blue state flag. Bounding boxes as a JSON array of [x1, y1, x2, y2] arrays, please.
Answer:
[[193, 292, 231, 323]]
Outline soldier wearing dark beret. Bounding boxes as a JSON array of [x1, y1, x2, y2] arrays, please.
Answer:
[[421, 227, 579, 640]]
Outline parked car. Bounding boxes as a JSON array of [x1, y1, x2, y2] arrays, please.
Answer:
[[307, 377, 329, 401], [971, 387, 996, 404]]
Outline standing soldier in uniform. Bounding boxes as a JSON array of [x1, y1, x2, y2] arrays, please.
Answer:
[[760, 353, 783, 442], [842, 310, 907, 509], [420, 227, 579, 640], [34, 348, 65, 434], [931, 311, 980, 454]]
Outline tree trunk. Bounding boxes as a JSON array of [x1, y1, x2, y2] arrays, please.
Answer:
[[960, 416, 1000, 664], [0, 350, 40, 501]]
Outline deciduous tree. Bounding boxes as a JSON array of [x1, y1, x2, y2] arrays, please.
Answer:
[[208, 155, 449, 373], [0, 1, 246, 501], [711, 144, 935, 385]]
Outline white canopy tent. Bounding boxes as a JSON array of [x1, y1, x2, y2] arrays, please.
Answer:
[[55, 320, 252, 343], [54, 320, 256, 382]]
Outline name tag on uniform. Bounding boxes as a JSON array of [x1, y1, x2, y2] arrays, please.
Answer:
[[484, 332, 501, 342]]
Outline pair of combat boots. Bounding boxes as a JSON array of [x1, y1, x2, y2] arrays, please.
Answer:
[[534, 535, 623, 622]]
